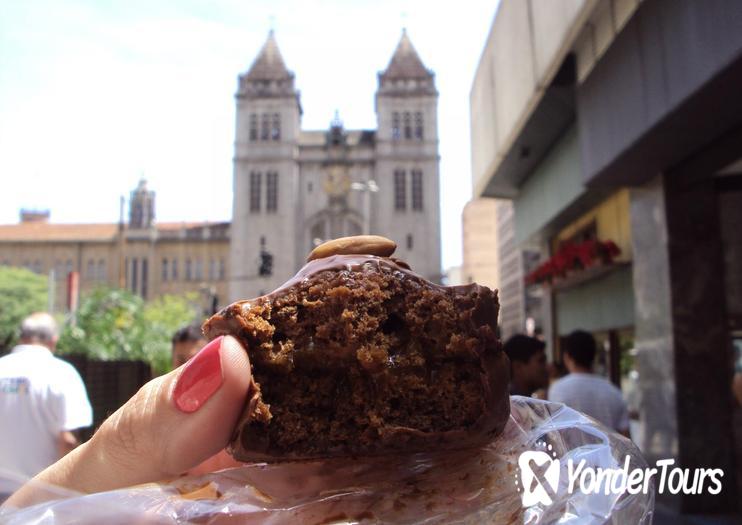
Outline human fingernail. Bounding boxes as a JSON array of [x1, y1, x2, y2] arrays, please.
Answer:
[[173, 336, 224, 413]]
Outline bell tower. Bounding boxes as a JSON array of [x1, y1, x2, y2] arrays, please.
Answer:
[[231, 31, 302, 300], [374, 30, 441, 282]]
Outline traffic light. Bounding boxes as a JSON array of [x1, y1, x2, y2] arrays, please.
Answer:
[[259, 251, 273, 276]]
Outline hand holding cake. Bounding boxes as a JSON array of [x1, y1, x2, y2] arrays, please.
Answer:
[[4, 235, 510, 508]]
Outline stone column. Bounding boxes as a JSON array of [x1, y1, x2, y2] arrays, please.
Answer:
[[629, 175, 678, 463]]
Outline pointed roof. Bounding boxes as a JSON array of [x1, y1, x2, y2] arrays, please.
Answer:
[[245, 30, 291, 81], [381, 30, 432, 80]]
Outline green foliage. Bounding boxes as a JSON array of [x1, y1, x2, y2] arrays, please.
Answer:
[[0, 267, 48, 353], [57, 287, 200, 375]]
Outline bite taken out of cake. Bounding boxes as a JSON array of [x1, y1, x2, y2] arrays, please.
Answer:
[[203, 235, 510, 462]]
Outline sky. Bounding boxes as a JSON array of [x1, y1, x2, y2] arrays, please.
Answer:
[[0, 0, 499, 270]]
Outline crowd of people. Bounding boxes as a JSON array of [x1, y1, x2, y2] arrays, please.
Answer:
[[503, 329, 630, 437], [0, 312, 631, 507]]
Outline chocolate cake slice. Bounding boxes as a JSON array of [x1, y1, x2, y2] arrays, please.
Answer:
[[203, 236, 510, 461]]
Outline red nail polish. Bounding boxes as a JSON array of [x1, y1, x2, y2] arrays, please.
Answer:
[[173, 336, 224, 413]]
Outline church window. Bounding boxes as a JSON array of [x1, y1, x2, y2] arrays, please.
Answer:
[[271, 113, 281, 140], [414, 112, 423, 140], [412, 169, 423, 210], [260, 113, 270, 140], [394, 169, 407, 211], [98, 259, 106, 281], [162, 258, 169, 282], [407, 234, 414, 250], [403, 112, 412, 139], [266, 171, 278, 212], [249, 114, 258, 141], [250, 171, 262, 212], [185, 258, 192, 281], [392, 112, 401, 140]]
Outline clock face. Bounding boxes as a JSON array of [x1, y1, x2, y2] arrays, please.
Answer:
[[323, 165, 351, 196]]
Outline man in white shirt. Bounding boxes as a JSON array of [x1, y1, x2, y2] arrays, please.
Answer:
[[548, 330, 630, 437], [0, 312, 93, 497]]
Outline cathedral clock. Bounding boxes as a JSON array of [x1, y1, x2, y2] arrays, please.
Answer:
[[323, 165, 351, 197]]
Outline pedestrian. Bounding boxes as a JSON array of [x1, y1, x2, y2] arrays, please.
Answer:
[[0, 313, 93, 501], [5, 335, 251, 509], [548, 330, 630, 436], [171, 324, 207, 369], [502, 334, 549, 397]]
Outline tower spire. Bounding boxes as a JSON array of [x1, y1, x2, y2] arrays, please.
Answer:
[[245, 30, 291, 81]]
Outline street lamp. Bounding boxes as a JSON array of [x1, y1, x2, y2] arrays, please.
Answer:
[[350, 180, 379, 235]]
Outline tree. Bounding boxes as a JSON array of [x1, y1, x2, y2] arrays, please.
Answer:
[[57, 287, 200, 375], [0, 267, 48, 354]]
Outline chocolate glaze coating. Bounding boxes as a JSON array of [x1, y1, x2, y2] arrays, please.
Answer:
[[203, 254, 511, 461]]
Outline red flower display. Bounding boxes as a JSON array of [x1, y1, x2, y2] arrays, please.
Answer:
[[525, 239, 621, 286]]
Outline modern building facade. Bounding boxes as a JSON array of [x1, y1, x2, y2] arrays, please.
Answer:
[[230, 30, 441, 300], [471, 0, 742, 514], [0, 181, 229, 315]]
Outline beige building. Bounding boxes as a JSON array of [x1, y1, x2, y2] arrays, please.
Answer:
[[230, 30, 441, 300], [461, 197, 500, 291], [0, 181, 229, 315]]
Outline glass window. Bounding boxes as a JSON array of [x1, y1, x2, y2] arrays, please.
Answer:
[[394, 169, 406, 211], [209, 258, 215, 281], [185, 258, 192, 281], [97, 259, 106, 281], [249, 113, 258, 141], [266, 171, 278, 212], [195, 259, 203, 280], [87, 259, 95, 279], [403, 112, 412, 139], [250, 171, 261, 212], [172, 258, 178, 280], [411, 169, 423, 211], [131, 257, 138, 293], [260, 113, 270, 140], [141, 258, 148, 299], [414, 112, 423, 140], [392, 112, 401, 140], [407, 234, 413, 250], [162, 258, 169, 282], [271, 113, 280, 141]]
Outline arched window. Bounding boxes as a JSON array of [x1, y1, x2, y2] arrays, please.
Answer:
[[403, 112, 412, 139], [414, 112, 423, 140], [249, 114, 258, 141]]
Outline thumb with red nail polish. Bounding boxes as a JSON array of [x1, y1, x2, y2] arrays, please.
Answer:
[[6, 335, 252, 508]]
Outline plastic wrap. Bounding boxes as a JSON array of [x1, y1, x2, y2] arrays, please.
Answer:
[[0, 397, 654, 524]]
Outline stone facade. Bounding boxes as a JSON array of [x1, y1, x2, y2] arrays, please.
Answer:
[[230, 30, 441, 301]]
